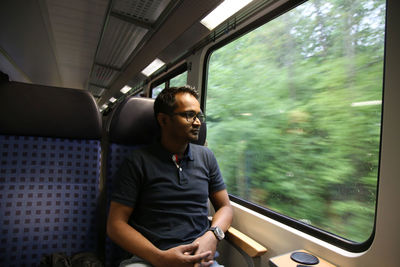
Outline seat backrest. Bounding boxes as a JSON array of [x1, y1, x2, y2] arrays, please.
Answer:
[[0, 82, 102, 266], [104, 96, 206, 266], [104, 97, 157, 266]]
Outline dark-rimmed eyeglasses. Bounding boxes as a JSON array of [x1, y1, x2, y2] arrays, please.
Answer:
[[171, 111, 206, 123]]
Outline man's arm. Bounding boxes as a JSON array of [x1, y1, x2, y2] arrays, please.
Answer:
[[192, 189, 233, 263], [209, 189, 233, 233], [107, 201, 213, 267]]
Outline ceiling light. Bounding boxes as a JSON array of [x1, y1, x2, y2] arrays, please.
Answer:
[[101, 104, 108, 110], [109, 97, 117, 103], [141, 58, 165, 77], [120, 85, 132, 94], [200, 0, 254, 30]]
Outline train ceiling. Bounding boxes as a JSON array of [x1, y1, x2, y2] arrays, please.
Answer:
[[0, 0, 276, 106]]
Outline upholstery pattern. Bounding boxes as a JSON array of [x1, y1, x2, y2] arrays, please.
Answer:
[[0, 135, 101, 267], [105, 143, 136, 267]]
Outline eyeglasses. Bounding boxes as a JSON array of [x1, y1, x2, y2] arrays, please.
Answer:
[[171, 111, 206, 123]]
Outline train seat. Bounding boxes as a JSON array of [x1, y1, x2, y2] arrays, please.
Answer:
[[104, 97, 158, 266], [0, 81, 102, 266]]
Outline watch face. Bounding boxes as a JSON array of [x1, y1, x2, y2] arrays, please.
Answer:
[[216, 227, 224, 237], [210, 226, 225, 240], [213, 226, 225, 240]]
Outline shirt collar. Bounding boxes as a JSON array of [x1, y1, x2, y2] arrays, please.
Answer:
[[185, 143, 194, 161], [156, 141, 194, 161]]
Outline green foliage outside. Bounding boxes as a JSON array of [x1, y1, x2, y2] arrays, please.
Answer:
[[206, 0, 385, 243], [170, 71, 188, 87]]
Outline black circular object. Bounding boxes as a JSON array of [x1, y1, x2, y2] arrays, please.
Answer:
[[290, 251, 320, 265]]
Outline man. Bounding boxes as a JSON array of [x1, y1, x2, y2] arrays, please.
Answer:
[[107, 86, 233, 267]]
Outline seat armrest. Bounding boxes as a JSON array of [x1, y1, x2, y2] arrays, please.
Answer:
[[208, 217, 267, 258], [225, 226, 267, 257]]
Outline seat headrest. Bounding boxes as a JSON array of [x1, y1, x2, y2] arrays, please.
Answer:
[[108, 96, 206, 146], [0, 82, 102, 139], [108, 97, 158, 145]]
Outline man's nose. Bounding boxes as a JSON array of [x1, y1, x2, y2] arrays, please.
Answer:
[[193, 117, 201, 125]]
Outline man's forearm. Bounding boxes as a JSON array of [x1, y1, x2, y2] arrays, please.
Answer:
[[107, 219, 163, 266], [210, 205, 233, 233], [209, 189, 234, 233]]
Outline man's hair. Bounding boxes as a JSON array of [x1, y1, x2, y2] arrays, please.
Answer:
[[153, 86, 199, 119]]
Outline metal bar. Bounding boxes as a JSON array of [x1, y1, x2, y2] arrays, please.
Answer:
[[85, 0, 114, 91]]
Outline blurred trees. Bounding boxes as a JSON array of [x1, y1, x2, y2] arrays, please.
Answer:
[[206, 0, 385, 242]]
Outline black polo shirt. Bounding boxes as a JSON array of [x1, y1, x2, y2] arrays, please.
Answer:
[[111, 142, 226, 250]]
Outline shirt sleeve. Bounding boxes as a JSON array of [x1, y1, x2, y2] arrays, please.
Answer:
[[205, 148, 226, 193], [111, 152, 144, 207]]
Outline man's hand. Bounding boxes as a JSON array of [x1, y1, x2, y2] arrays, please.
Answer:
[[154, 242, 212, 267], [192, 231, 218, 267]]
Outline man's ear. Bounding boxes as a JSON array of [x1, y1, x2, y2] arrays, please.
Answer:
[[157, 113, 169, 127]]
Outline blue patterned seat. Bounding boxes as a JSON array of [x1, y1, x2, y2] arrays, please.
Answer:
[[0, 82, 102, 266]]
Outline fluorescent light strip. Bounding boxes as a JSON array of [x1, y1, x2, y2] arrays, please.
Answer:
[[200, 0, 254, 30], [120, 85, 131, 94], [109, 97, 117, 103], [141, 58, 165, 77]]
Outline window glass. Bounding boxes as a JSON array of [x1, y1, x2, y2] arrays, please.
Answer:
[[151, 84, 165, 98], [170, 71, 188, 87], [206, 0, 385, 243], [151, 71, 187, 98]]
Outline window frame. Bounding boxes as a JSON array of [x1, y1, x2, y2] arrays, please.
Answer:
[[201, 0, 384, 252]]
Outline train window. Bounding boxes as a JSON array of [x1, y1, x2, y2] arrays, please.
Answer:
[[205, 0, 385, 246], [170, 71, 188, 88], [150, 65, 188, 98], [152, 83, 165, 98]]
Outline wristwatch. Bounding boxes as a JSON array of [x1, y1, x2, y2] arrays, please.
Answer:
[[209, 226, 225, 241]]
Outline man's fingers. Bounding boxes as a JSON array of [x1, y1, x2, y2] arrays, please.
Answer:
[[189, 250, 212, 262], [194, 259, 214, 267], [180, 242, 199, 253], [179, 243, 212, 264]]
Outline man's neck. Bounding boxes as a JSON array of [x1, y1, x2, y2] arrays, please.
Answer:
[[160, 135, 188, 158]]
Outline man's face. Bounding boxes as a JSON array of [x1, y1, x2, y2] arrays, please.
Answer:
[[166, 92, 202, 142]]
